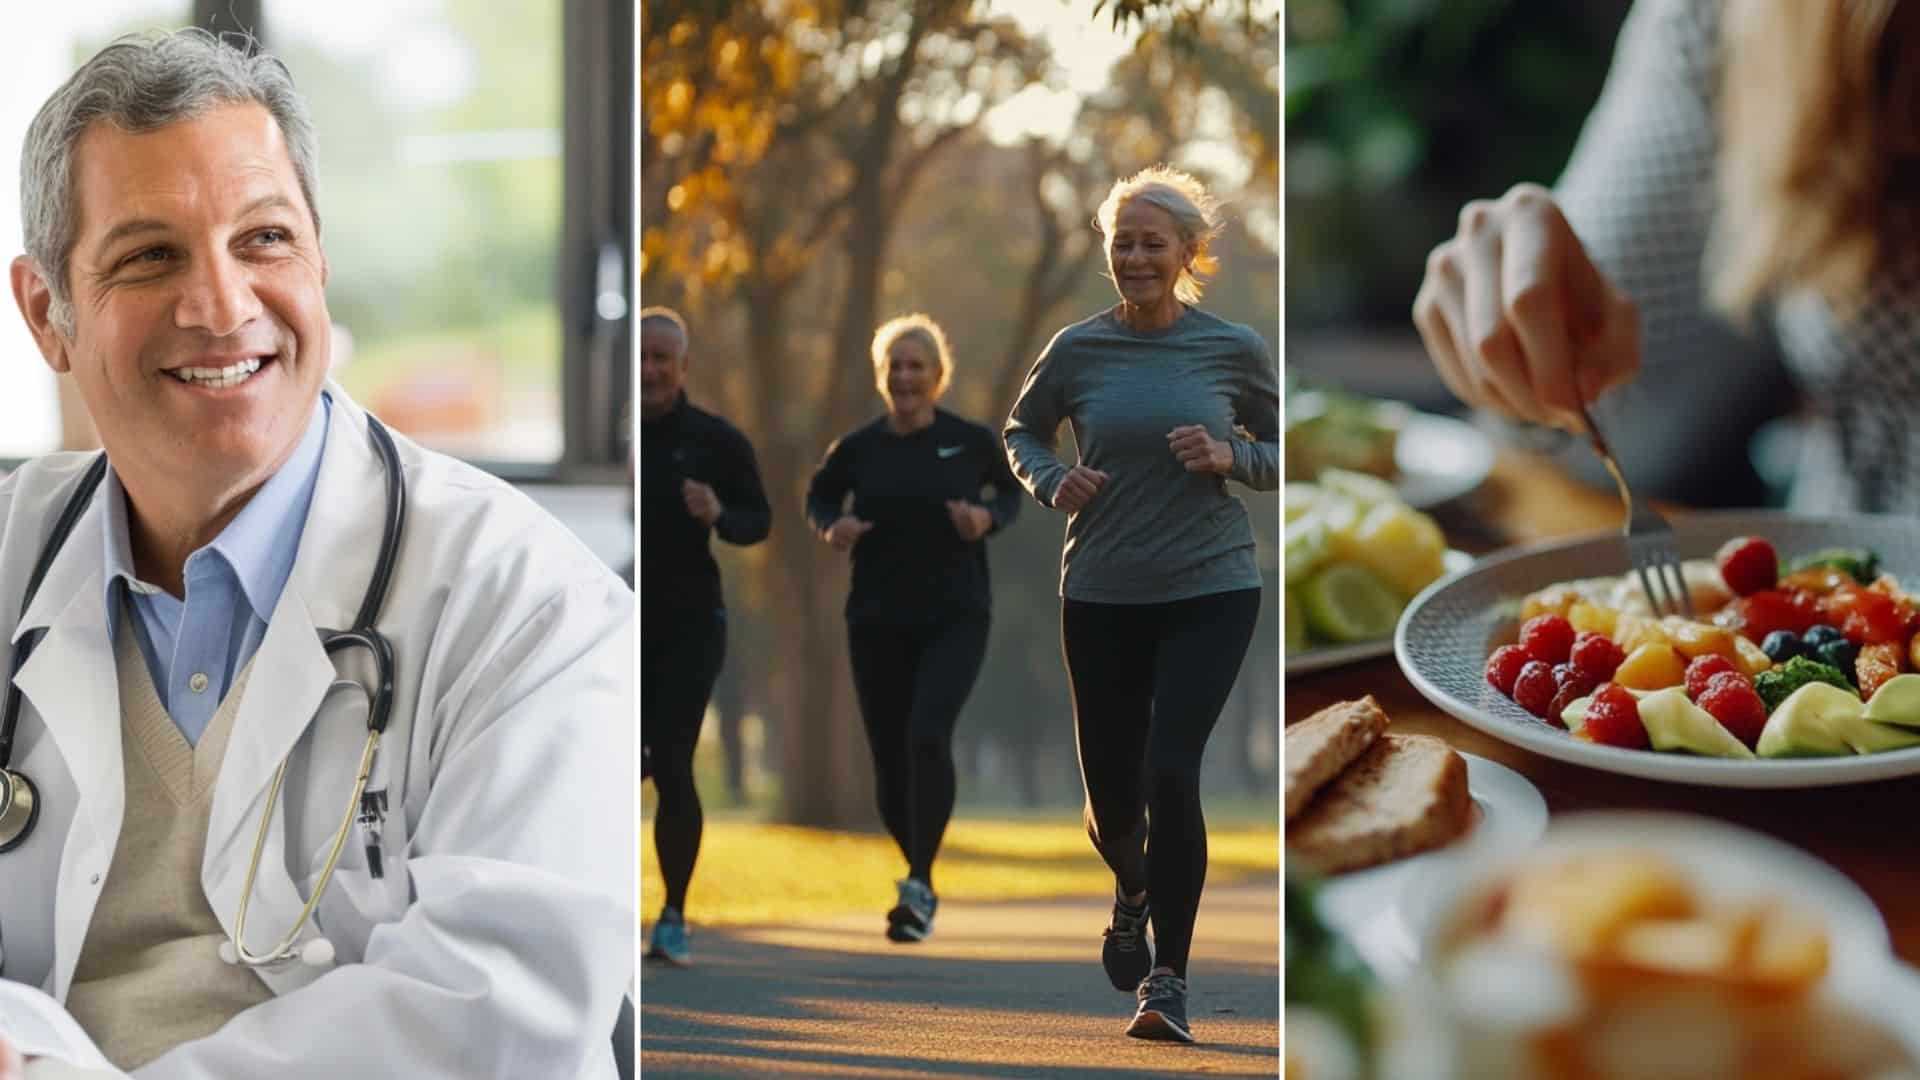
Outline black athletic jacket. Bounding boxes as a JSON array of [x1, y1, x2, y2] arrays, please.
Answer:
[[805, 409, 1021, 625], [641, 392, 770, 626]]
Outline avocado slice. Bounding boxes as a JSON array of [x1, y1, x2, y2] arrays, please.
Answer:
[[1755, 682, 1920, 756], [1863, 674, 1920, 730], [1634, 687, 1756, 759]]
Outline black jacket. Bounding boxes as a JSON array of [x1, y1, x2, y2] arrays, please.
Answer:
[[640, 393, 770, 627], [805, 409, 1021, 625]]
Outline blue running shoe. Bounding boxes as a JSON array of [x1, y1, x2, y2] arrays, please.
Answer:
[[1102, 890, 1154, 991], [647, 906, 691, 967], [886, 878, 937, 942], [1125, 971, 1194, 1043]]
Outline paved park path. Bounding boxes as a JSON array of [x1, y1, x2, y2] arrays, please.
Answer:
[[638, 882, 1280, 1078]]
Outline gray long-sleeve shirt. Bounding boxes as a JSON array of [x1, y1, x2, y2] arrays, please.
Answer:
[[1004, 306, 1278, 603]]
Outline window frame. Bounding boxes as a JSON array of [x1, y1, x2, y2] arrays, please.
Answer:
[[0, 0, 633, 483]]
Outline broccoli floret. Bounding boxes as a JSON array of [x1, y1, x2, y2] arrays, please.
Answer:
[[1789, 547, 1880, 584], [1754, 655, 1858, 713]]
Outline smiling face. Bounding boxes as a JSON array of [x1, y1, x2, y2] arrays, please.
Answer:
[[1107, 198, 1193, 310], [878, 334, 942, 418], [639, 317, 688, 418], [15, 102, 328, 495]]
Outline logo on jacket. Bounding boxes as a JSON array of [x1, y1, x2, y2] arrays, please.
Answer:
[[936, 445, 965, 458]]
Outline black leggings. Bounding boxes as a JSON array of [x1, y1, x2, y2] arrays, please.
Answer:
[[1061, 588, 1260, 979], [642, 610, 727, 915], [847, 614, 990, 890]]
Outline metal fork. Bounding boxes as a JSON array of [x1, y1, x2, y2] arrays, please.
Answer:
[[1575, 400, 1693, 619]]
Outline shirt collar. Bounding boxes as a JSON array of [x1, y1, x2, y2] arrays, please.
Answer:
[[102, 392, 332, 626]]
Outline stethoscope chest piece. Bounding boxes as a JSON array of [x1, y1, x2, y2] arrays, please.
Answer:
[[0, 768, 39, 853]]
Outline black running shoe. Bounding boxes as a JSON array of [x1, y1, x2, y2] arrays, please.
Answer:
[[1125, 971, 1194, 1043], [1101, 892, 1154, 991], [886, 877, 937, 942]]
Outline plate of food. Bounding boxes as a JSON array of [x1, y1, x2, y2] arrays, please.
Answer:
[[1286, 380, 1494, 510], [1393, 812, 1920, 1078], [1396, 511, 1920, 787], [1284, 697, 1548, 977], [1287, 471, 1474, 676]]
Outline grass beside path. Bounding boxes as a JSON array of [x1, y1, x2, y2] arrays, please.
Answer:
[[640, 818, 1281, 927]]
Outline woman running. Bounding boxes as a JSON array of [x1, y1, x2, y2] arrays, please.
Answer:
[[806, 314, 1021, 943], [1004, 166, 1277, 1042], [640, 307, 771, 967]]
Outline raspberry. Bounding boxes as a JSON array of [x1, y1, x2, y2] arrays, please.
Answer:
[[1512, 660, 1558, 719], [1696, 671, 1768, 748], [1716, 535, 1779, 597], [1546, 683, 1586, 728], [1683, 654, 1740, 701], [1485, 644, 1532, 696], [1519, 614, 1577, 665], [1569, 632, 1626, 682], [1552, 662, 1600, 698], [1583, 683, 1649, 750]]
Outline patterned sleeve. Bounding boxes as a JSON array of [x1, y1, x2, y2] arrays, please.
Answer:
[[1500, 0, 1797, 504]]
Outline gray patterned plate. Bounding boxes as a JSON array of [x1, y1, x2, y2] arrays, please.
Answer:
[[1394, 511, 1920, 788]]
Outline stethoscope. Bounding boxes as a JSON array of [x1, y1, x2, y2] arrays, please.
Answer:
[[0, 415, 405, 971]]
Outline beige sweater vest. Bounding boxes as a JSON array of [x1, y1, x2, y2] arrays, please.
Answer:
[[65, 611, 275, 1071]]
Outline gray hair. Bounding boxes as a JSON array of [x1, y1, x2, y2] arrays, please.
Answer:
[[1094, 165, 1224, 304], [20, 28, 321, 337]]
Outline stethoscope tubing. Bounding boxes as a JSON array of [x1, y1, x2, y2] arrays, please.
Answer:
[[0, 414, 407, 969]]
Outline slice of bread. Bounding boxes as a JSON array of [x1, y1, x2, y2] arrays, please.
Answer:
[[1285, 696, 1390, 821], [1288, 733, 1474, 875]]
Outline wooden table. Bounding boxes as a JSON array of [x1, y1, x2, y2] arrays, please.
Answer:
[[1287, 449, 1920, 965]]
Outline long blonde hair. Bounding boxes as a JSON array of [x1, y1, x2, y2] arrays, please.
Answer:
[[1712, 0, 1920, 321]]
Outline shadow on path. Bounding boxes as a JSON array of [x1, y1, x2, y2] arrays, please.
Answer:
[[639, 884, 1280, 1078]]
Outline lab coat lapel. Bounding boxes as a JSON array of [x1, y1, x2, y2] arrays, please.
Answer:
[[9, 496, 124, 998], [201, 391, 384, 994]]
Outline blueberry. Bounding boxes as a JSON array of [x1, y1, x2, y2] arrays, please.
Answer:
[[1816, 639, 1858, 679], [1803, 624, 1844, 649], [1761, 630, 1803, 663]]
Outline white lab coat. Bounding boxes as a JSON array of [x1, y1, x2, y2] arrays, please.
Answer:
[[0, 386, 635, 1078]]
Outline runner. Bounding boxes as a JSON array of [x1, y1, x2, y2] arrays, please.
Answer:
[[1004, 166, 1278, 1042], [806, 314, 1021, 943], [640, 306, 771, 967]]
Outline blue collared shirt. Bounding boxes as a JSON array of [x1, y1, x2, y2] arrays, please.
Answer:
[[101, 394, 331, 745]]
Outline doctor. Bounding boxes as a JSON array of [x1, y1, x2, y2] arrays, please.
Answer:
[[0, 29, 634, 1079]]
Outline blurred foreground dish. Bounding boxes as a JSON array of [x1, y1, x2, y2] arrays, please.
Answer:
[[1416, 835, 1920, 1078]]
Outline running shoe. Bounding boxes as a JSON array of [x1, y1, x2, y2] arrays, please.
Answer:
[[1125, 971, 1194, 1043], [886, 877, 938, 942], [646, 906, 691, 967], [1101, 890, 1154, 991]]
